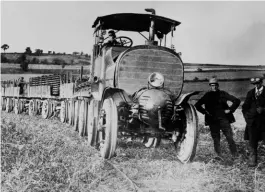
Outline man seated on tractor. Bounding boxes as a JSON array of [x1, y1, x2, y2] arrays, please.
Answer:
[[103, 30, 120, 47]]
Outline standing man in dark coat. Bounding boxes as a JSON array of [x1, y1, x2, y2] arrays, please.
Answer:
[[195, 78, 241, 158], [242, 77, 265, 167]]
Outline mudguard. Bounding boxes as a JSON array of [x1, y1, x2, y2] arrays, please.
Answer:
[[174, 91, 200, 105], [101, 87, 132, 107]]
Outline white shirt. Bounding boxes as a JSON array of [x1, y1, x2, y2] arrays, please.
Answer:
[[255, 86, 264, 97]]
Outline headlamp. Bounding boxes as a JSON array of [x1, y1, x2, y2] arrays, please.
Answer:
[[148, 72, 165, 88]]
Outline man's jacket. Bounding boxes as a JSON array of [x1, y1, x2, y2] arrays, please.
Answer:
[[195, 90, 241, 125], [242, 86, 265, 140]]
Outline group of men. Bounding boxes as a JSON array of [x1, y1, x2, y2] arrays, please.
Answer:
[[195, 77, 265, 166]]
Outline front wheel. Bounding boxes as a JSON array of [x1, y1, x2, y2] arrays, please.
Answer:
[[97, 98, 118, 159], [176, 103, 199, 163]]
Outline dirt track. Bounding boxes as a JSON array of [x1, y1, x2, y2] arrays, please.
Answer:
[[1, 110, 265, 192]]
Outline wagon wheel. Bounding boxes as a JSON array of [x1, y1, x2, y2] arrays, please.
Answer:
[[1, 97, 3, 111], [60, 101, 66, 123], [18, 99, 23, 113], [78, 100, 87, 137], [37, 100, 42, 115], [87, 99, 99, 146], [41, 100, 49, 119], [14, 99, 19, 114], [74, 100, 80, 131], [97, 98, 118, 159], [67, 99, 74, 125], [176, 104, 199, 163], [1, 97, 6, 111], [29, 100, 36, 116], [48, 100, 54, 118], [65, 100, 69, 123], [6, 98, 12, 113]]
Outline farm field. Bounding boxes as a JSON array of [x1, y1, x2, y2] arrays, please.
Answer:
[[1, 110, 265, 192]]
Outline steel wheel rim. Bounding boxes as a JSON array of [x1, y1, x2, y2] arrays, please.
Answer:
[[78, 100, 86, 136], [60, 101, 66, 123], [42, 100, 49, 119], [14, 99, 19, 114], [6, 98, 11, 112], [67, 100, 73, 125], [98, 98, 118, 159], [177, 104, 198, 163], [29, 100, 34, 116], [87, 100, 98, 146], [74, 100, 79, 131]]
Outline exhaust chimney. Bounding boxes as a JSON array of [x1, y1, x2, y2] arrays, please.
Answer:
[[145, 8, 156, 41]]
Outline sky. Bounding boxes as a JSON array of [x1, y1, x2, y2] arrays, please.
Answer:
[[1, 1, 265, 65]]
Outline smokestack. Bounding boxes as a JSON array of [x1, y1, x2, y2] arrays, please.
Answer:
[[145, 8, 156, 41]]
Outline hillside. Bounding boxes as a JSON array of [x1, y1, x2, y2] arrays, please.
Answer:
[[1, 52, 91, 65]]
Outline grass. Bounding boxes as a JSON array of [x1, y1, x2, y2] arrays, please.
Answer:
[[1, 111, 265, 192]]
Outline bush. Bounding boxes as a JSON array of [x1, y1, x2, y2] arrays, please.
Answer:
[[193, 77, 199, 81], [1, 54, 9, 63], [52, 58, 65, 65], [17, 54, 29, 71], [40, 59, 49, 64], [30, 57, 39, 64]]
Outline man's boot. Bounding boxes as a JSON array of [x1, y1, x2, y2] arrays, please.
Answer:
[[213, 140, 223, 160], [248, 150, 257, 167]]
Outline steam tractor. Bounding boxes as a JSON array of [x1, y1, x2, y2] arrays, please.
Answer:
[[1, 9, 199, 163]]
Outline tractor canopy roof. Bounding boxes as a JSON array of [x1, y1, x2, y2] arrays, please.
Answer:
[[92, 13, 181, 35]]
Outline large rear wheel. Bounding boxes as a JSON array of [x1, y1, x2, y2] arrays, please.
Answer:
[[176, 103, 199, 163], [97, 98, 118, 159]]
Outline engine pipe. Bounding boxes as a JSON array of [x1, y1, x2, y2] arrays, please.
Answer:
[[145, 8, 156, 41]]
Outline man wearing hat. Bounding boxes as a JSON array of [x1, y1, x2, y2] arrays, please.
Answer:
[[104, 30, 120, 46], [242, 77, 265, 167], [195, 77, 241, 159]]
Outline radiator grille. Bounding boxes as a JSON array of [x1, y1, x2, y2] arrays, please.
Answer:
[[116, 47, 183, 97]]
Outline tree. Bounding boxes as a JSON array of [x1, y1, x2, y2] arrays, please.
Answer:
[[34, 49, 43, 56], [1, 54, 8, 63], [1, 44, 9, 53], [25, 47, 32, 54], [17, 54, 29, 71], [73, 51, 79, 55]]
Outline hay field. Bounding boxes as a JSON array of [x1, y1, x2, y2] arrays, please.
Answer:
[[1, 110, 265, 192]]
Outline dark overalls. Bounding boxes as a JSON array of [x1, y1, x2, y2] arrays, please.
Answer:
[[195, 90, 241, 156], [242, 86, 265, 165]]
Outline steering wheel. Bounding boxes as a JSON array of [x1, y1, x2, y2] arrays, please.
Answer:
[[115, 36, 133, 47]]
